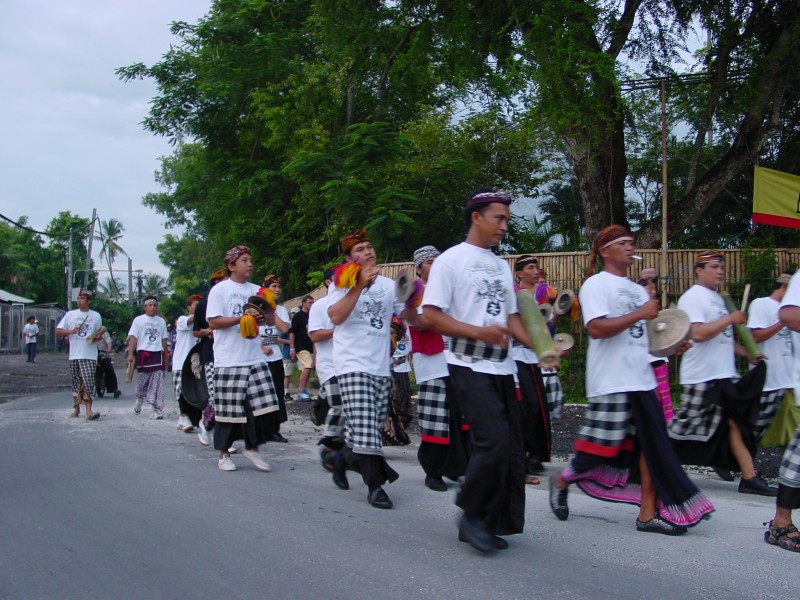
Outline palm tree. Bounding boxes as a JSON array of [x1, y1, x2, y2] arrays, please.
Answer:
[[95, 219, 127, 298], [98, 276, 127, 302], [140, 273, 170, 299]]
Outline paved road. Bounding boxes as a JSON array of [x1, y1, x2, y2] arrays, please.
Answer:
[[0, 382, 796, 600]]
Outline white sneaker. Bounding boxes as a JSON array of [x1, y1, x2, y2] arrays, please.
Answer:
[[241, 449, 271, 472], [151, 410, 164, 420], [218, 454, 237, 471], [197, 423, 210, 446], [133, 400, 143, 415], [177, 416, 188, 430]]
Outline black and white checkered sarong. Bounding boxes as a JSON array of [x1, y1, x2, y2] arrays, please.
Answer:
[[213, 362, 278, 424], [450, 337, 508, 363], [417, 377, 450, 443], [173, 371, 182, 399], [70, 359, 96, 402], [755, 389, 785, 440], [541, 368, 564, 420], [338, 371, 391, 455], [669, 383, 724, 442], [575, 393, 636, 449], [321, 376, 344, 439], [779, 423, 800, 488]]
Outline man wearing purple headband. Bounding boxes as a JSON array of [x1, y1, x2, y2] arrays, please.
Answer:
[[423, 189, 531, 553]]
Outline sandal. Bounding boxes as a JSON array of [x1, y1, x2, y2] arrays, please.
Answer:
[[764, 521, 800, 552], [525, 474, 541, 485], [86, 413, 100, 421]]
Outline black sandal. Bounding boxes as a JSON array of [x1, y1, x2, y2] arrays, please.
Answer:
[[764, 520, 800, 552]]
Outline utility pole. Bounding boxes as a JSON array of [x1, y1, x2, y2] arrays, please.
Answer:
[[83, 208, 97, 290], [66, 228, 74, 310], [128, 257, 134, 311]]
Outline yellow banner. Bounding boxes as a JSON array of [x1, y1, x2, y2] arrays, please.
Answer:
[[753, 165, 800, 229]]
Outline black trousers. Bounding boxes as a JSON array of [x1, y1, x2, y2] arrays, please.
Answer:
[[98, 355, 119, 392], [448, 365, 525, 536]]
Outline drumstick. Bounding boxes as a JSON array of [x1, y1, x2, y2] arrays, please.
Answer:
[[740, 284, 751, 312]]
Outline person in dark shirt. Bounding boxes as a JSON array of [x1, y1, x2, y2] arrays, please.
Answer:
[[290, 295, 315, 401]]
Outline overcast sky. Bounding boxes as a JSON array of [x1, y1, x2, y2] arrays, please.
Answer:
[[0, 0, 211, 280]]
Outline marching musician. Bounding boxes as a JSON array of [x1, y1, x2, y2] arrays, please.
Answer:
[[422, 189, 530, 553], [323, 229, 405, 509], [669, 251, 774, 496], [549, 226, 714, 535]]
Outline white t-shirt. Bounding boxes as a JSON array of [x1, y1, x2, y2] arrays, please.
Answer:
[[260, 305, 290, 364], [678, 284, 737, 384], [328, 274, 403, 377], [308, 296, 335, 384], [579, 271, 656, 396], [781, 272, 800, 403], [748, 296, 795, 391], [392, 332, 412, 374], [207, 279, 266, 368], [23, 323, 39, 343], [172, 315, 198, 372], [128, 314, 168, 353], [57, 309, 102, 361], [412, 345, 449, 384], [422, 242, 518, 376]]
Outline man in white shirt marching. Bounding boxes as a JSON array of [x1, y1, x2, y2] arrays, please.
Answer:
[[206, 245, 279, 472], [550, 226, 713, 536], [422, 189, 531, 553], [669, 251, 774, 496], [56, 290, 103, 420], [127, 296, 170, 419], [748, 271, 796, 440], [324, 229, 404, 509], [173, 294, 203, 432], [308, 268, 344, 464], [260, 274, 291, 443]]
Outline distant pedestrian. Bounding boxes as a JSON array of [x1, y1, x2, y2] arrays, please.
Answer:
[[55, 290, 102, 420], [127, 296, 170, 419], [290, 295, 315, 401], [173, 294, 203, 432], [260, 274, 291, 442], [22, 316, 38, 363]]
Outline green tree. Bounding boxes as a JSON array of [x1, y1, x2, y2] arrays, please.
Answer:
[[95, 218, 127, 299]]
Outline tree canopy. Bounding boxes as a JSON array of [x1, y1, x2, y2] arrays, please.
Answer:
[[119, 0, 800, 297]]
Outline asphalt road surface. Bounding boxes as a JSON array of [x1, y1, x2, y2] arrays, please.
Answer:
[[1, 379, 797, 600]]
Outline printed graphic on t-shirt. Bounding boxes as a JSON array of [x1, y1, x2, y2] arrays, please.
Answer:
[[470, 260, 507, 317], [145, 325, 160, 343], [777, 327, 793, 356], [616, 288, 645, 339], [359, 286, 388, 331], [712, 302, 732, 338], [76, 317, 91, 339], [228, 292, 249, 318]]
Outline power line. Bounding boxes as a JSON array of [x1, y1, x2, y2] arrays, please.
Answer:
[[0, 213, 98, 238]]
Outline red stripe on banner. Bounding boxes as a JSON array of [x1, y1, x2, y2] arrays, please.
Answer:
[[752, 212, 800, 229], [420, 434, 450, 445]]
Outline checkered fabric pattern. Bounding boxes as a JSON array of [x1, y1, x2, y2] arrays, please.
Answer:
[[321, 376, 344, 438], [541, 369, 564, 420], [136, 370, 165, 411], [576, 393, 636, 447], [450, 337, 508, 363], [70, 359, 96, 402], [338, 371, 391, 455], [755, 389, 785, 440], [669, 383, 724, 442], [173, 371, 182, 400], [417, 378, 450, 443], [779, 423, 800, 488], [213, 362, 278, 424], [204, 362, 215, 401]]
